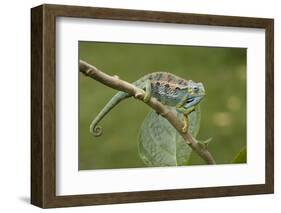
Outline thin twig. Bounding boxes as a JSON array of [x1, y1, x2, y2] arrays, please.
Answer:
[[79, 60, 216, 164]]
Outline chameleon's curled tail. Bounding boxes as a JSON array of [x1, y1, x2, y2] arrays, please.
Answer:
[[90, 91, 130, 137]]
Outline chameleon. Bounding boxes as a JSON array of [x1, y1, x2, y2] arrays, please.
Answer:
[[90, 72, 206, 137]]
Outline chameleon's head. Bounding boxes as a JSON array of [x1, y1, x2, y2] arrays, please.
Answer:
[[187, 80, 205, 97], [182, 80, 206, 109]]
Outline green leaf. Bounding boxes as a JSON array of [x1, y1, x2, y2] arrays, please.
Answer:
[[138, 107, 201, 167], [232, 147, 247, 164]]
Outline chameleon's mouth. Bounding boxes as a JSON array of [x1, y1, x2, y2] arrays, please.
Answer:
[[186, 97, 194, 103]]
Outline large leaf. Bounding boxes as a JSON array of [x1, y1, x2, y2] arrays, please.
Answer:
[[232, 147, 247, 164], [138, 107, 201, 167]]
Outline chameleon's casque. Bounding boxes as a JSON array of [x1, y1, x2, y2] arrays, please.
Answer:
[[90, 72, 205, 136]]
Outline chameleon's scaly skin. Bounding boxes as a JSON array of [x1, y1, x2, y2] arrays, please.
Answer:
[[90, 72, 205, 136]]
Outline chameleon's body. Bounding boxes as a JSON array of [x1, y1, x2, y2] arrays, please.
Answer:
[[91, 72, 205, 136]]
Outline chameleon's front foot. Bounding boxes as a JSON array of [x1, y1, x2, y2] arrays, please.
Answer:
[[182, 114, 189, 133], [176, 106, 195, 133]]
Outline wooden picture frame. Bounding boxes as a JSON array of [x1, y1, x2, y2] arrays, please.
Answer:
[[31, 4, 274, 208]]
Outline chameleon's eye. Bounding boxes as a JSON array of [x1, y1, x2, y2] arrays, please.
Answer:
[[193, 86, 199, 93]]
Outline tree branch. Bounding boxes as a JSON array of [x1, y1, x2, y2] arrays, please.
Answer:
[[79, 60, 216, 165]]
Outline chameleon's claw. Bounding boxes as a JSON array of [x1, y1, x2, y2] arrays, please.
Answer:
[[182, 125, 187, 133]]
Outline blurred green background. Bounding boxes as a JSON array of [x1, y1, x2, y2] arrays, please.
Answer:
[[79, 41, 246, 170]]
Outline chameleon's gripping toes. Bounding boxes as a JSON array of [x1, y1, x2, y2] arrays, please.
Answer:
[[90, 72, 205, 136]]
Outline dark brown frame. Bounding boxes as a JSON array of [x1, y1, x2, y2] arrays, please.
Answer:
[[31, 4, 274, 208]]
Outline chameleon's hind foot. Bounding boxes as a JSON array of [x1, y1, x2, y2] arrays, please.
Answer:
[[143, 91, 151, 103], [143, 80, 152, 103]]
